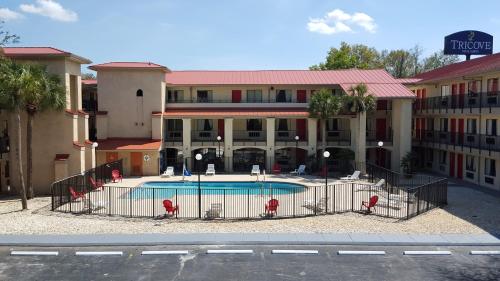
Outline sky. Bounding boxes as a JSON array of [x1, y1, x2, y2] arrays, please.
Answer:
[[1, 0, 500, 72]]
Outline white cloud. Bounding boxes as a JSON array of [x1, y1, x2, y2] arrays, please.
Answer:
[[20, 0, 77, 22], [0, 8, 23, 21], [307, 9, 377, 35]]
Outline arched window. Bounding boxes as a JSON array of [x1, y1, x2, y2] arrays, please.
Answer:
[[136, 89, 143, 97]]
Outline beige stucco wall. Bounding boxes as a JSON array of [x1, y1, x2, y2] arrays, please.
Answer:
[[96, 150, 159, 177], [96, 69, 165, 139], [0, 57, 93, 195]]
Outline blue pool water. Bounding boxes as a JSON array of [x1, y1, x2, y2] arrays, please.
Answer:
[[129, 181, 305, 199]]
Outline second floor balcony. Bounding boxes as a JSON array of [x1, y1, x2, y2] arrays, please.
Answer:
[[413, 130, 500, 152], [413, 91, 500, 113]]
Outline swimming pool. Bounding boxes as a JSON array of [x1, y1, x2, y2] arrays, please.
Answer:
[[129, 181, 306, 199]]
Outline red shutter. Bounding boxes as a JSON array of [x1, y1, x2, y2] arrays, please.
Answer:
[[296, 119, 306, 140], [218, 119, 225, 139], [231, 90, 241, 103], [421, 89, 426, 109], [451, 84, 457, 95], [297, 90, 307, 103]]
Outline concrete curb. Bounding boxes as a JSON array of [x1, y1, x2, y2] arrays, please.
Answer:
[[0, 233, 498, 247]]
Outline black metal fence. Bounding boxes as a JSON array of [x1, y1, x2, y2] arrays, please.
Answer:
[[51, 165, 447, 220], [51, 159, 123, 211], [366, 162, 441, 190]]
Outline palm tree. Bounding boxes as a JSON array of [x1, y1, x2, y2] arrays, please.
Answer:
[[0, 57, 28, 209], [344, 83, 376, 170], [22, 64, 66, 198], [308, 88, 344, 164]]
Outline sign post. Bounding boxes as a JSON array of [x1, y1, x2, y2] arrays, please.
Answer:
[[444, 30, 493, 60]]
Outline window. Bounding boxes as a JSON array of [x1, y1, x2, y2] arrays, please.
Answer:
[[276, 89, 292, 102], [439, 151, 447, 164], [277, 119, 289, 131], [485, 158, 496, 177], [486, 119, 497, 136], [441, 85, 450, 96], [440, 118, 448, 132], [197, 119, 213, 131], [247, 119, 262, 131], [246, 90, 262, 102], [197, 90, 212, 103], [466, 119, 477, 134], [136, 89, 143, 97], [167, 119, 183, 131], [468, 80, 482, 94], [466, 155, 475, 172], [167, 90, 184, 102], [487, 78, 498, 94]]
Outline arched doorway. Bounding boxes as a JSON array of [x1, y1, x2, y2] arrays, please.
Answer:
[[275, 147, 307, 172], [233, 148, 266, 172], [315, 148, 355, 174], [367, 147, 391, 168], [160, 148, 183, 174]]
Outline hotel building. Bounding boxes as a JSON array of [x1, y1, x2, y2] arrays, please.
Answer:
[[407, 53, 500, 190], [0, 47, 95, 195]]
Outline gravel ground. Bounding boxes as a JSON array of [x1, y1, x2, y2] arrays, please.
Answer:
[[0, 184, 498, 235]]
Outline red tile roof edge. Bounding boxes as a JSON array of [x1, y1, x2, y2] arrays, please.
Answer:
[[89, 62, 170, 72], [2, 47, 92, 64]]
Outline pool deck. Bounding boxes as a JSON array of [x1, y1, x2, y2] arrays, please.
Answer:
[[104, 174, 357, 188]]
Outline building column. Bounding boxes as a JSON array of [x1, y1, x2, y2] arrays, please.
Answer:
[[182, 118, 192, 170], [350, 113, 366, 172], [266, 118, 275, 172], [391, 99, 413, 172], [224, 118, 233, 172], [307, 118, 317, 156]]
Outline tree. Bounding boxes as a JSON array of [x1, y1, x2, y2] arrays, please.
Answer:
[[308, 89, 344, 163], [344, 83, 376, 170], [311, 42, 461, 77], [0, 21, 20, 46], [22, 64, 66, 198], [422, 51, 460, 72], [82, 72, 96, 80], [310, 42, 383, 70], [0, 58, 28, 209]]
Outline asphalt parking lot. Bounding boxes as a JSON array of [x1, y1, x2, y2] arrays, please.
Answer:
[[0, 245, 499, 281]]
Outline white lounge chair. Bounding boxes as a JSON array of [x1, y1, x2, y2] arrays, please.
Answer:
[[85, 200, 107, 212], [358, 179, 385, 192], [340, 170, 360, 181], [373, 179, 385, 188], [206, 164, 215, 176], [161, 166, 174, 178], [251, 165, 260, 176], [205, 203, 223, 219], [290, 165, 306, 176]]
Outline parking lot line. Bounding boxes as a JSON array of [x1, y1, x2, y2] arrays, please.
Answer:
[[206, 250, 253, 254], [403, 251, 451, 255], [142, 250, 189, 255], [10, 251, 59, 256]]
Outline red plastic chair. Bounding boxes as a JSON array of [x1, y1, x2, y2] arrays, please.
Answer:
[[361, 195, 379, 213], [69, 187, 86, 201], [265, 199, 279, 216], [111, 169, 122, 183], [163, 200, 179, 215], [89, 176, 104, 191], [272, 163, 281, 174]]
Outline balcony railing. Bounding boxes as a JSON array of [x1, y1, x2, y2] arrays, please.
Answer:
[[166, 98, 307, 104], [164, 131, 183, 142], [413, 130, 500, 152], [275, 130, 307, 142], [321, 130, 351, 146], [413, 91, 500, 112], [191, 130, 223, 142], [366, 130, 393, 146], [233, 130, 266, 142]]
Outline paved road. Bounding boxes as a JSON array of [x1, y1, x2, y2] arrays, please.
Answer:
[[0, 245, 499, 281]]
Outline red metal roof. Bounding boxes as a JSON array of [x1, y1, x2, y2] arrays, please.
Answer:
[[89, 62, 170, 72], [96, 138, 161, 151], [165, 69, 415, 98], [396, 78, 422, 84], [414, 53, 500, 83], [2, 47, 91, 64], [339, 83, 416, 99], [82, 79, 97, 85], [159, 108, 310, 118], [166, 69, 398, 85]]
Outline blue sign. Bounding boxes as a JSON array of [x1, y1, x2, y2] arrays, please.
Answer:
[[444, 30, 493, 55]]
